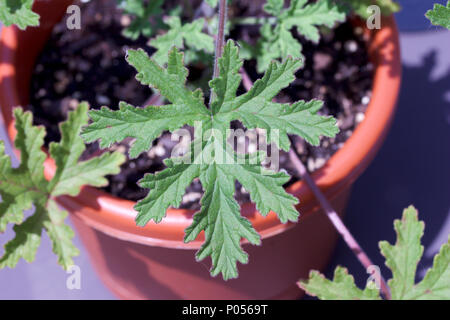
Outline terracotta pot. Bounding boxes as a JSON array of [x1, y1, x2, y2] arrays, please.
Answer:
[[0, 1, 401, 299]]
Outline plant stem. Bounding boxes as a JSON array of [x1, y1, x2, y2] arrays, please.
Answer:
[[240, 67, 253, 91], [142, 92, 164, 107], [239, 68, 391, 300], [287, 147, 391, 300], [212, 0, 228, 81], [209, 0, 228, 107]]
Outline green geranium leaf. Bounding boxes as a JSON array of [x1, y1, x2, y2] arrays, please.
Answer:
[[0, 0, 39, 29], [255, 0, 346, 72], [0, 109, 47, 232], [206, 0, 218, 8], [0, 205, 45, 268], [135, 158, 201, 225], [82, 40, 338, 280], [264, 0, 284, 16], [43, 200, 79, 269], [299, 267, 381, 300], [426, 1, 450, 30], [184, 163, 261, 280], [407, 235, 450, 299], [49, 103, 125, 196], [117, 0, 166, 40], [149, 16, 215, 65], [282, 0, 346, 43], [380, 206, 450, 300], [339, 0, 401, 19], [0, 104, 125, 269], [379, 206, 425, 299]]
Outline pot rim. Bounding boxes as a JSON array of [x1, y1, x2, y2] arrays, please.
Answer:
[[0, 11, 401, 248]]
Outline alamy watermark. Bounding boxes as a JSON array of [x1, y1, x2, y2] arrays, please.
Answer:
[[367, 5, 382, 30], [366, 265, 381, 290], [66, 5, 81, 30], [64, 3, 384, 31], [66, 265, 81, 290]]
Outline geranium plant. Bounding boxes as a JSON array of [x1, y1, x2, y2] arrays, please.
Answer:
[[1, 0, 448, 300], [0, 104, 124, 269], [81, 40, 338, 280], [426, 1, 450, 29]]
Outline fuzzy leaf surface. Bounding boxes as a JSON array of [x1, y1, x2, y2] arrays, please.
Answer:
[[43, 200, 80, 269], [426, 1, 450, 29], [406, 236, 450, 299], [0, 105, 124, 269], [184, 164, 261, 280], [81, 48, 210, 159], [299, 267, 381, 300], [255, 0, 345, 72], [117, 0, 165, 40], [135, 159, 200, 225], [380, 206, 450, 300], [0, 0, 39, 29], [49, 103, 124, 196], [83, 41, 338, 280], [0, 109, 46, 232], [379, 206, 425, 299], [149, 16, 214, 65]]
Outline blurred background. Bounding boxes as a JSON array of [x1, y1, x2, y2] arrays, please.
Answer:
[[0, 0, 449, 299]]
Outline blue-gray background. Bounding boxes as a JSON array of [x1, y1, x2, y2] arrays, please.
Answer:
[[0, 0, 449, 299]]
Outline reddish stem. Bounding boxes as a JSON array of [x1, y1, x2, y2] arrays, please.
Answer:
[[239, 68, 391, 299], [240, 67, 253, 92], [142, 93, 164, 107], [209, 0, 228, 107], [212, 0, 228, 80], [288, 149, 391, 299]]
